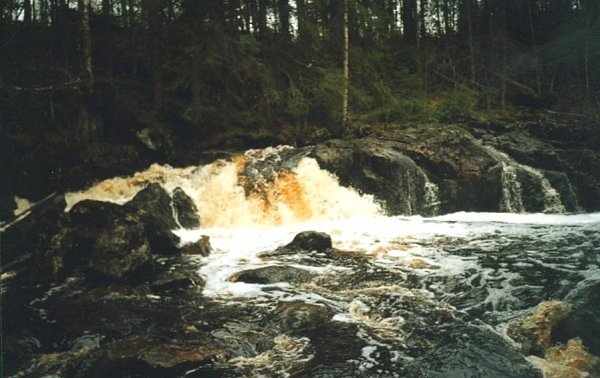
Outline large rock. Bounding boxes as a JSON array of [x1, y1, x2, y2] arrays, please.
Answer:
[[172, 187, 200, 228], [228, 265, 315, 285], [260, 231, 333, 258], [69, 200, 151, 279], [285, 231, 332, 252], [125, 183, 180, 254], [555, 280, 600, 355], [404, 323, 542, 378], [311, 138, 441, 215]]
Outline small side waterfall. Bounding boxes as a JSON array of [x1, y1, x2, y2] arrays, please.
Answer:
[[423, 179, 441, 216], [484, 146, 565, 213]]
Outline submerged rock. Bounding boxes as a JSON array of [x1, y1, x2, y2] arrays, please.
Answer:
[[229, 265, 315, 285], [172, 187, 200, 228]]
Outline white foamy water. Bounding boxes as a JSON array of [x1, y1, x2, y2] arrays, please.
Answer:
[[63, 145, 600, 299], [65, 146, 381, 227]]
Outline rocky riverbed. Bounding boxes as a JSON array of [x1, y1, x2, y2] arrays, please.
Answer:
[[2, 116, 600, 377]]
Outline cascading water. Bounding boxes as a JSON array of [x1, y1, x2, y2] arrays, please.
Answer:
[[484, 145, 566, 213], [57, 145, 600, 377], [65, 146, 381, 227]]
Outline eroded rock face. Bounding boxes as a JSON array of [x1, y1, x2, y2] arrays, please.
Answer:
[[312, 138, 441, 215]]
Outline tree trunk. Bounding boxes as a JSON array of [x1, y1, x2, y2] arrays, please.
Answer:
[[78, 0, 94, 92], [78, 0, 95, 143], [420, 0, 428, 38], [467, 0, 475, 82], [296, 0, 307, 41], [278, 0, 290, 39], [143, 0, 162, 109], [341, 0, 349, 129], [402, 0, 418, 43], [528, 0, 541, 96], [24, 0, 32, 24], [257, 0, 268, 38]]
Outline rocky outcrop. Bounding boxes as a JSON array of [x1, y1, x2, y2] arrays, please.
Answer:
[[69, 200, 151, 279], [172, 187, 200, 228], [311, 138, 441, 215]]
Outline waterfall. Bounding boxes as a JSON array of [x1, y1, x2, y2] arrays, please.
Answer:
[[65, 146, 382, 227], [423, 179, 441, 216], [484, 146, 565, 214]]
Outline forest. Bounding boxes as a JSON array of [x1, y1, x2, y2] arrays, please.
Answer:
[[2, 0, 599, 137]]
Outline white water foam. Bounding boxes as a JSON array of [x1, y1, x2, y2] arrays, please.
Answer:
[[63, 145, 599, 299]]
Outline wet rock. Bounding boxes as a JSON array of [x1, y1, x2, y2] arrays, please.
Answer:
[[407, 258, 434, 269], [125, 183, 180, 255], [2, 194, 68, 267], [69, 200, 151, 279], [172, 187, 200, 228], [527, 356, 584, 378], [229, 265, 315, 285], [0, 192, 16, 223], [104, 337, 222, 369], [404, 323, 542, 378], [276, 301, 333, 333], [507, 301, 572, 355], [181, 236, 212, 256], [544, 338, 600, 376], [555, 280, 600, 355], [312, 138, 440, 215], [288, 231, 332, 251], [151, 270, 204, 292]]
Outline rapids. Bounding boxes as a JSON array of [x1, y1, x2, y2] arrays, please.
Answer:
[[52, 145, 600, 376]]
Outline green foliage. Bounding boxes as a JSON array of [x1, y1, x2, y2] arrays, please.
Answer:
[[432, 91, 478, 122]]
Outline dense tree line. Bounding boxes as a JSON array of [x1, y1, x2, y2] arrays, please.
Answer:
[[1, 0, 599, 138]]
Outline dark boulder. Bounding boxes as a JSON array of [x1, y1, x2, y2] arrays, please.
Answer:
[[555, 280, 600, 355], [172, 187, 200, 228], [404, 323, 542, 378], [181, 236, 212, 257], [68, 200, 151, 280], [228, 265, 315, 285], [285, 231, 332, 252], [2, 194, 68, 268], [125, 183, 180, 255]]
